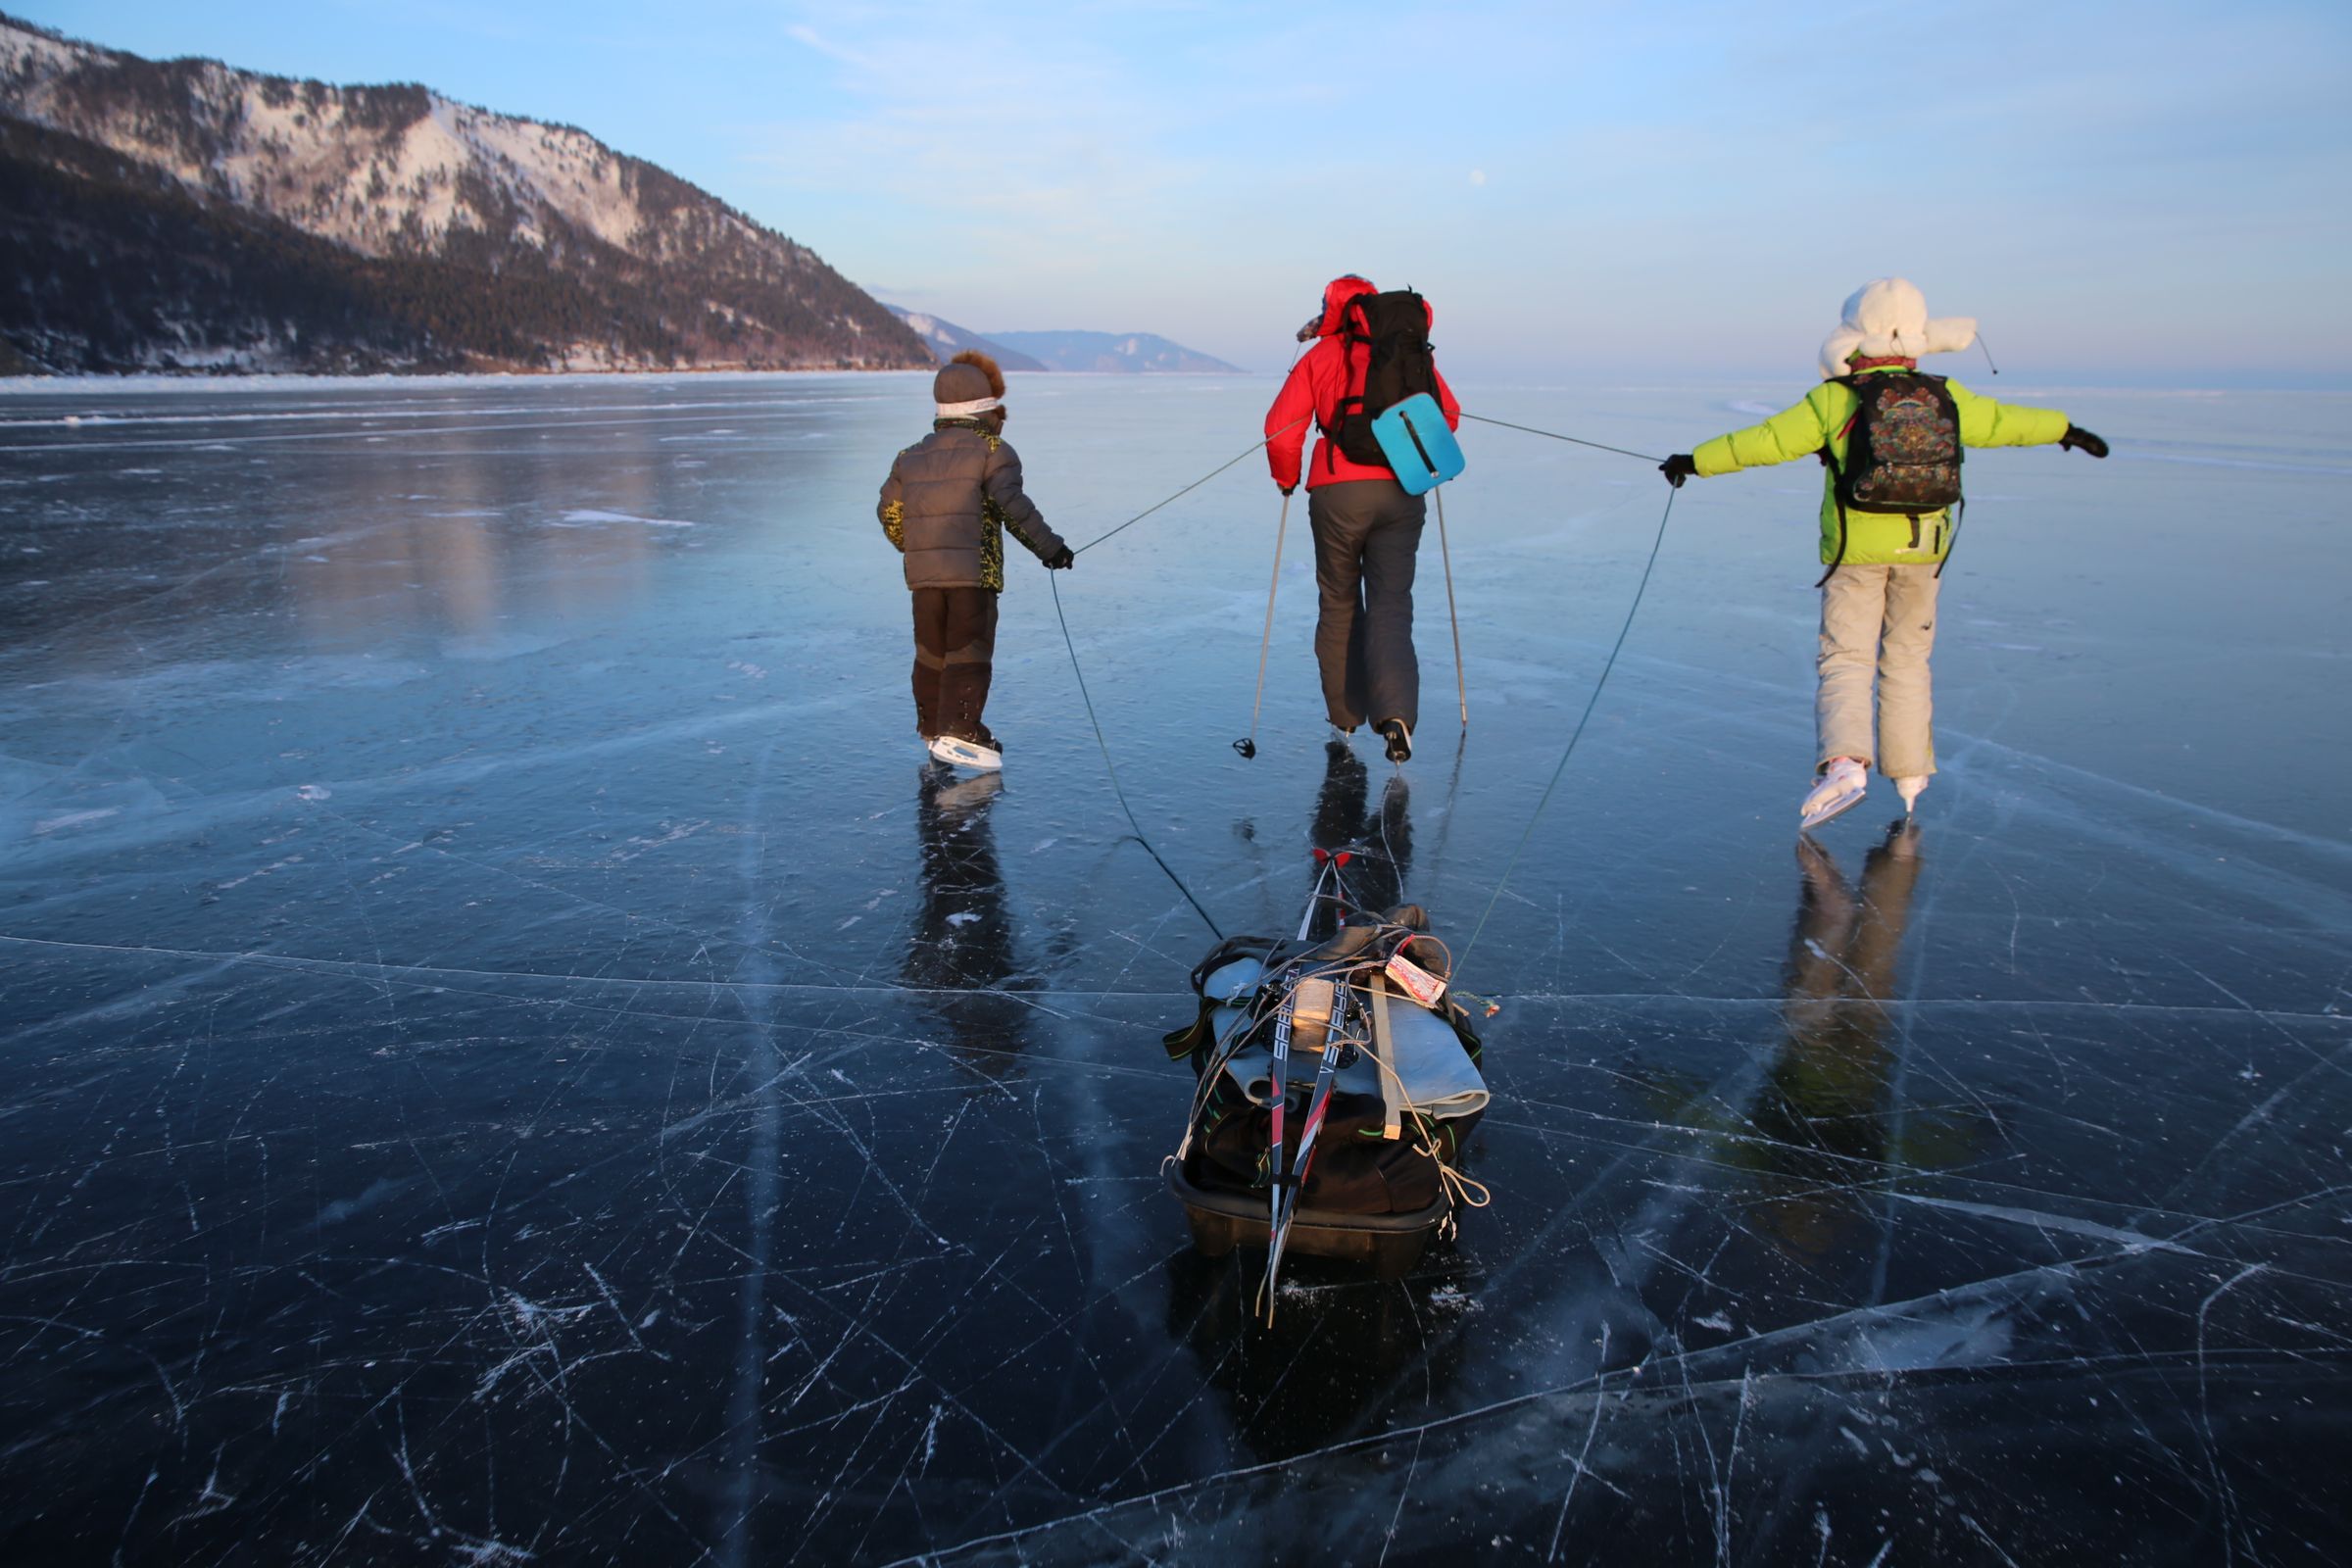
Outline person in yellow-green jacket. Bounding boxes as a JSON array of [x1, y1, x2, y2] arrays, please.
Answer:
[[1658, 278, 2108, 830]]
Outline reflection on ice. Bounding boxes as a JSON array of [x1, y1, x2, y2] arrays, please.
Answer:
[[1306, 738, 1411, 939], [906, 766, 1035, 1078], [1690, 824, 1930, 1288], [0, 375, 2346, 1563]]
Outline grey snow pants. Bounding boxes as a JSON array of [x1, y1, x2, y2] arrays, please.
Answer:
[[1817, 564, 1939, 779], [1307, 479, 1426, 732]]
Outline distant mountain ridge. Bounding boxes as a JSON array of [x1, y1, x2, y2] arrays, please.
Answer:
[[882, 306, 1046, 372], [883, 308, 1238, 375], [0, 12, 933, 374], [984, 331, 1243, 374]]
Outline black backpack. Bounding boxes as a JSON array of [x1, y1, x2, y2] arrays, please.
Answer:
[[1329, 290, 1438, 468], [1826, 371, 1962, 515]]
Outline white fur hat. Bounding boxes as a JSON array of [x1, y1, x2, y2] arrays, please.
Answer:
[[1818, 277, 1978, 380]]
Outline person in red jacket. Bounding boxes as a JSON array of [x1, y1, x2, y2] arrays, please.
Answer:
[[1264, 275, 1462, 762]]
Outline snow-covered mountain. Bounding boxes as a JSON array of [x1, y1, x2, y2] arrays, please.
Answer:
[[0, 13, 932, 374], [982, 331, 1243, 374], [882, 307, 1047, 372]]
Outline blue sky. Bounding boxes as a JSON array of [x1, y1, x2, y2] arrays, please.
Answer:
[[16, 1, 2350, 382]]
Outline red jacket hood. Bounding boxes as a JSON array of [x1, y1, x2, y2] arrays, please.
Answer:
[[1299, 275, 1376, 340]]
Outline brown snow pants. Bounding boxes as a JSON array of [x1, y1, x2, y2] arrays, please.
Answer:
[[911, 587, 998, 740]]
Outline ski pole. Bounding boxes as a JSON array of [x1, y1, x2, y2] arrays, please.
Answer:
[[1435, 485, 1467, 729], [1233, 491, 1291, 760]]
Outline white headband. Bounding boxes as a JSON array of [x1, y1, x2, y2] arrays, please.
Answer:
[[936, 397, 1001, 417]]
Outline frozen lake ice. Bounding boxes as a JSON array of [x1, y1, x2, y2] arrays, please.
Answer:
[[1, 371, 2347, 1563]]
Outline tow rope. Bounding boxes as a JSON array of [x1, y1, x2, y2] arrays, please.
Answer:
[[1072, 416, 1310, 557], [1049, 404, 1674, 956], [1456, 412, 1662, 465], [1051, 571, 1224, 939], [1454, 486, 1678, 971]]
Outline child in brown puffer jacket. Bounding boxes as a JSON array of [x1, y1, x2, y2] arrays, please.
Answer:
[[877, 351, 1072, 770]]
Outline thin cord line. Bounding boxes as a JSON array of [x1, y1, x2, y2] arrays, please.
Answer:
[[1073, 416, 1310, 556], [1050, 572, 1225, 938], [1076, 408, 1652, 561], [1459, 412, 1662, 466], [1456, 486, 1677, 972]]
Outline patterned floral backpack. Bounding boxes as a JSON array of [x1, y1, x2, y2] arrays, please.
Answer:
[[1829, 371, 1963, 515]]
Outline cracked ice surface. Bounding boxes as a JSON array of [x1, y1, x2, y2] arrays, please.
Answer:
[[1, 374, 2347, 1564]]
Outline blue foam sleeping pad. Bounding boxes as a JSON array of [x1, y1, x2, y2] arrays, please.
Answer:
[[1200, 957, 1489, 1122], [1370, 393, 1465, 496]]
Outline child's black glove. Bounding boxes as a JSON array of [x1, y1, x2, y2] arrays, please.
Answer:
[[1045, 546, 1075, 569], [1659, 454, 1697, 488], [2059, 426, 2109, 458]]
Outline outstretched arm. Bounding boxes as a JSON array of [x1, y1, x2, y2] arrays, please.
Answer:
[[1948, 381, 2072, 449], [984, 443, 1073, 567], [1663, 388, 1838, 487], [1694, 389, 1839, 476]]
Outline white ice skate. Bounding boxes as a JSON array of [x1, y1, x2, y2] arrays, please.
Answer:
[[1798, 759, 1868, 832], [927, 733, 1003, 772], [1893, 774, 1930, 815]]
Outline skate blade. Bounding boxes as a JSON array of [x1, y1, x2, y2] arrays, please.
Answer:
[[1798, 788, 1865, 832], [927, 736, 1004, 772]]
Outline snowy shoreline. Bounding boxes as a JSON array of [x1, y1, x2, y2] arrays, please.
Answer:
[[0, 367, 942, 396], [3, 370, 2334, 401]]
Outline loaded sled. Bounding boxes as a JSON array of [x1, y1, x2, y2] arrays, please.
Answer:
[[1160, 881, 1489, 1298]]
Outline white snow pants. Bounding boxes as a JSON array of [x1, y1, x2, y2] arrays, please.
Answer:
[[1816, 564, 1939, 780]]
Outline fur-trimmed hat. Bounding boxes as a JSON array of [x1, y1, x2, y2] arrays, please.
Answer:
[[933, 350, 1004, 416], [1819, 278, 1977, 379]]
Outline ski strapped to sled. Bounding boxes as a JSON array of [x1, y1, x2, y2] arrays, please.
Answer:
[[1264, 850, 1347, 1244], [1264, 985, 1296, 1253], [1262, 977, 1339, 1309]]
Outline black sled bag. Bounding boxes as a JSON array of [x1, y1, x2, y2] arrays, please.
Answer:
[[1160, 917, 1483, 1219]]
